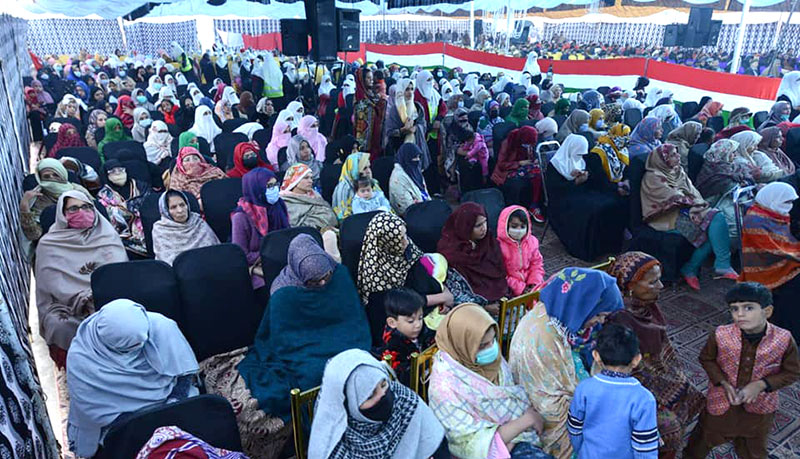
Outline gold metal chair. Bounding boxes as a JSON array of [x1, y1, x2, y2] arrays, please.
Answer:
[[590, 256, 616, 273], [409, 344, 438, 402], [289, 385, 321, 459], [497, 290, 540, 360]]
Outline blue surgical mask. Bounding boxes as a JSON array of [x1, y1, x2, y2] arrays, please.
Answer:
[[780, 114, 790, 121], [457, 100, 464, 108], [475, 340, 499, 366], [265, 185, 280, 204], [119, 70, 126, 78], [136, 95, 147, 104], [579, 123, 589, 132], [139, 118, 152, 128], [595, 120, 604, 129], [153, 82, 163, 90]]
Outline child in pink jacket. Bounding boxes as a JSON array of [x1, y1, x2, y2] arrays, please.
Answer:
[[457, 130, 490, 178], [496, 205, 545, 296]]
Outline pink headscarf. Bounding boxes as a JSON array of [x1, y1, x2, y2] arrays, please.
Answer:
[[297, 115, 327, 162], [266, 121, 292, 166]]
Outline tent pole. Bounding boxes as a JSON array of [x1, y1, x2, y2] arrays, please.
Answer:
[[774, 0, 799, 51], [505, 0, 512, 54], [470, 1, 475, 49], [117, 17, 128, 52], [730, 0, 752, 74]]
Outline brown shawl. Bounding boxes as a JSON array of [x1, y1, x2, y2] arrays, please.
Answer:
[[435, 303, 501, 384]]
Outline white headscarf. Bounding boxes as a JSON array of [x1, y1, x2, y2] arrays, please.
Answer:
[[551, 134, 589, 180], [175, 72, 188, 86], [526, 85, 540, 97], [189, 105, 222, 149], [342, 79, 356, 98], [233, 122, 264, 140], [491, 75, 511, 95], [284, 62, 298, 84], [463, 74, 479, 96], [650, 104, 678, 122], [318, 74, 334, 97], [286, 101, 304, 129], [143, 120, 173, 164], [440, 81, 454, 101], [276, 109, 296, 131], [155, 86, 176, 108], [146, 75, 162, 96], [415, 70, 441, 107], [522, 51, 541, 77], [164, 74, 177, 95], [623, 98, 645, 113], [644, 87, 665, 108], [778, 71, 800, 108], [755, 182, 799, 215], [449, 79, 462, 96], [222, 86, 239, 106]]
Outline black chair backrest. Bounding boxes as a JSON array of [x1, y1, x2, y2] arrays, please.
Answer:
[[596, 86, 610, 96], [103, 140, 148, 162], [140, 191, 201, 257], [320, 162, 342, 204], [681, 101, 699, 121], [222, 118, 248, 133], [43, 132, 58, 154], [340, 211, 380, 284], [119, 158, 154, 186], [623, 109, 643, 129], [553, 114, 567, 129], [371, 156, 395, 196], [786, 127, 800, 166], [259, 226, 323, 292], [688, 143, 709, 183], [492, 122, 515, 157], [173, 244, 262, 361], [95, 126, 106, 145], [22, 174, 38, 192], [252, 128, 270, 149], [214, 132, 249, 171], [404, 199, 452, 253], [200, 178, 243, 242], [56, 147, 102, 173], [541, 102, 555, 117], [627, 156, 648, 230], [91, 260, 182, 322], [708, 116, 724, 133], [461, 188, 505, 235], [753, 111, 768, 129], [96, 395, 242, 459], [467, 111, 482, 131]]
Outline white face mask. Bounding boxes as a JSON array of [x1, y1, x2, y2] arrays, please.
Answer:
[[108, 171, 127, 186], [507, 227, 527, 241], [774, 200, 794, 215]]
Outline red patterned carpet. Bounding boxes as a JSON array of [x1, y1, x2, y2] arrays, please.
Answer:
[[536, 227, 800, 458]]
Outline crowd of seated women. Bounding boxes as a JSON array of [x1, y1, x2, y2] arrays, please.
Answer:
[[21, 47, 800, 458]]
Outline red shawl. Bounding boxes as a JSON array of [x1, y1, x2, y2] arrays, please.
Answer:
[[49, 123, 85, 157], [740, 203, 800, 289], [491, 126, 538, 186], [162, 105, 178, 125], [227, 141, 269, 178], [114, 95, 135, 129], [436, 202, 508, 301]]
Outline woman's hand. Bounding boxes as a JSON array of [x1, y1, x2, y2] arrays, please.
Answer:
[[484, 302, 500, 316], [574, 170, 589, 185], [521, 407, 545, 434], [721, 380, 741, 405], [737, 380, 767, 404], [20, 189, 42, 212]]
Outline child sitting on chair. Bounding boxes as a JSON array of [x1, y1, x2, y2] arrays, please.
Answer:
[[351, 174, 392, 215], [375, 288, 436, 386], [683, 282, 800, 459], [456, 128, 490, 181], [497, 205, 545, 296]]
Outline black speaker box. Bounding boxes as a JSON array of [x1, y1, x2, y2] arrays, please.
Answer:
[[280, 19, 309, 56], [474, 19, 483, 37], [662, 24, 684, 47], [688, 7, 713, 31], [305, 0, 338, 62], [337, 8, 360, 52], [708, 20, 722, 46]]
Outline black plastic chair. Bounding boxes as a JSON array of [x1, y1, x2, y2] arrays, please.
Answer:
[[320, 162, 342, 204], [259, 227, 323, 292], [95, 395, 242, 459], [623, 109, 643, 129], [553, 114, 567, 129], [91, 260, 182, 322], [43, 132, 58, 155], [213, 132, 248, 171], [541, 102, 555, 117], [200, 178, 243, 242], [404, 199, 452, 253], [753, 111, 768, 129], [340, 211, 380, 284], [786, 127, 800, 166], [708, 116, 724, 133], [688, 143, 709, 183], [467, 111, 482, 131], [171, 136, 213, 163], [173, 244, 263, 361], [596, 86, 610, 96], [102, 140, 148, 163], [371, 156, 395, 196], [22, 174, 39, 192], [55, 146, 102, 173], [461, 188, 505, 235], [681, 101, 699, 121], [140, 191, 201, 257], [252, 128, 270, 149], [222, 118, 248, 133]]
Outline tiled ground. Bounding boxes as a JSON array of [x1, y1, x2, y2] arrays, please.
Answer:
[[537, 227, 800, 458]]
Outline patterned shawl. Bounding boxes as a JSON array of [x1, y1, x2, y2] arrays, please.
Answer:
[[695, 139, 751, 198], [168, 147, 226, 206], [758, 126, 796, 176], [332, 153, 382, 220], [50, 122, 85, 158], [628, 117, 663, 158], [152, 191, 220, 265], [590, 124, 630, 183], [741, 203, 800, 289]]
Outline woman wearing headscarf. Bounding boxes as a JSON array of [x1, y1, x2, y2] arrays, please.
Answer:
[[279, 163, 338, 233], [96, 159, 149, 257], [214, 99, 234, 123], [649, 105, 680, 141], [415, 70, 447, 174], [309, 349, 446, 459], [740, 182, 800, 336], [757, 126, 795, 178], [665, 120, 703, 170], [331, 77, 356, 140], [35, 190, 127, 366], [357, 212, 454, 345], [265, 120, 292, 167], [152, 190, 219, 265], [605, 252, 705, 458], [189, 105, 222, 152], [66, 299, 199, 458], [546, 134, 629, 260], [114, 94, 136, 129], [389, 143, 430, 216], [332, 152, 382, 220], [509, 268, 624, 459], [297, 115, 327, 162], [587, 108, 608, 139], [691, 100, 723, 126], [491, 126, 544, 219], [143, 120, 173, 168], [627, 117, 663, 159], [168, 146, 225, 209], [714, 107, 752, 142], [581, 89, 602, 112], [84, 109, 107, 149], [527, 94, 544, 122], [505, 98, 530, 127], [555, 109, 590, 143], [430, 304, 551, 459], [96, 117, 132, 164], [231, 168, 289, 289], [384, 78, 430, 162], [20, 158, 90, 246], [285, 134, 322, 187], [437, 202, 507, 305], [589, 123, 631, 184], [641, 144, 736, 290], [130, 107, 152, 143], [535, 117, 558, 142], [49, 122, 85, 158], [228, 140, 268, 179], [353, 68, 387, 159], [759, 101, 792, 131]]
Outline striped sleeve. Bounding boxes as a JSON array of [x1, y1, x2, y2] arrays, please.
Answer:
[[631, 388, 659, 458], [567, 384, 586, 453]]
